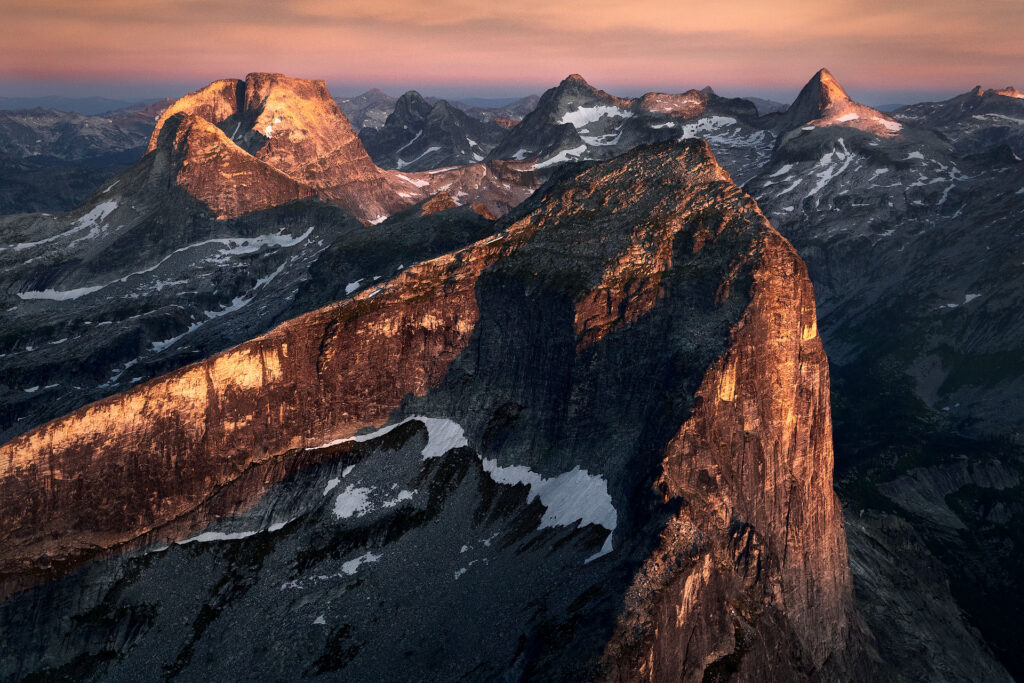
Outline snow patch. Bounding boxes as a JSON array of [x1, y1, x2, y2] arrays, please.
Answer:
[[341, 551, 381, 575], [313, 416, 616, 562], [534, 144, 588, 169], [333, 485, 374, 519], [397, 146, 441, 170], [381, 489, 416, 508], [678, 116, 737, 139], [179, 530, 258, 544], [17, 285, 104, 301], [557, 105, 632, 128], [395, 173, 429, 188], [480, 460, 617, 562]]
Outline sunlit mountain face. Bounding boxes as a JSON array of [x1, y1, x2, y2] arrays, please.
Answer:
[[2, 1, 1023, 680]]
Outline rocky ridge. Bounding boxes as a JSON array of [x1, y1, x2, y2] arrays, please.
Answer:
[[489, 74, 774, 184], [0, 140, 860, 679], [359, 90, 508, 171]]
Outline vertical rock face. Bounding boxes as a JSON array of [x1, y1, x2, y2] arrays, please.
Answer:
[[144, 73, 542, 223], [147, 73, 404, 222], [159, 112, 314, 218], [0, 140, 856, 679], [604, 230, 851, 679]]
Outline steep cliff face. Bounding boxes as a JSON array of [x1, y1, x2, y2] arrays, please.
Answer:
[[604, 230, 850, 679], [160, 112, 314, 218], [147, 73, 404, 223], [0, 231, 506, 594], [144, 72, 542, 223], [0, 140, 857, 679]]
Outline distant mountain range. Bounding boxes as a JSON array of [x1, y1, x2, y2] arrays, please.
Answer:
[[1, 67, 1024, 681]]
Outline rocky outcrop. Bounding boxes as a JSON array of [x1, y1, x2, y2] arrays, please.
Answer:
[[0, 140, 858, 678], [602, 192, 852, 680], [148, 73, 405, 223], [774, 68, 902, 138], [385, 159, 541, 217], [158, 112, 314, 219], [359, 91, 507, 171]]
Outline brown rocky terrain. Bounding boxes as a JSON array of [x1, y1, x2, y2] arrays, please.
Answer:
[[143, 73, 542, 224], [159, 112, 314, 219], [0, 139, 860, 678], [774, 68, 903, 139]]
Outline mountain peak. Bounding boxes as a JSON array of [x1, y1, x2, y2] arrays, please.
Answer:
[[562, 73, 590, 86], [778, 67, 901, 137], [397, 89, 428, 104], [146, 72, 405, 222], [803, 68, 853, 111], [992, 86, 1024, 99], [391, 90, 433, 122]]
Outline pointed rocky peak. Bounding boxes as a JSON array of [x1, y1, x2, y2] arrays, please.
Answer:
[[779, 68, 902, 137], [790, 68, 853, 121], [550, 73, 629, 107], [700, 85, 716, 95], [561, 73, 591, 87], [971, 85, 986, 97], [391, 90, 433, 123]]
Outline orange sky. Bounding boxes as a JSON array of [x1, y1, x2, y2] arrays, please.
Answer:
[[1, 0, 1021, 99]]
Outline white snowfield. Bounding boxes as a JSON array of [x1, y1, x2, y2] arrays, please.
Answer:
[[17, 285, 104, 301], [678, 116, 737, 139], [316, 415, 618, 563], [557, 105, 633, 128], [534, 144, 588, 169]]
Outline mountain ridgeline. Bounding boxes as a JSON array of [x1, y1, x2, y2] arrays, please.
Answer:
[[2, 66, 1024, 680]]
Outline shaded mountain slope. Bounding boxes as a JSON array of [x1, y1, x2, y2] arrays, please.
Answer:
[[0, 140, 859, 680]]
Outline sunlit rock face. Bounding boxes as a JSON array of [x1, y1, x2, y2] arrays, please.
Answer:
[[0, 140, 859, 679], [158, 111, 315, 219], [147, 73, 405, 223], [773, 69, 903, 140], [146, 72, 543, 224]]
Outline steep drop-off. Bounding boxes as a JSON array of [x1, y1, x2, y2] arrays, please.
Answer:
[[0, 140, 858, 679]]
